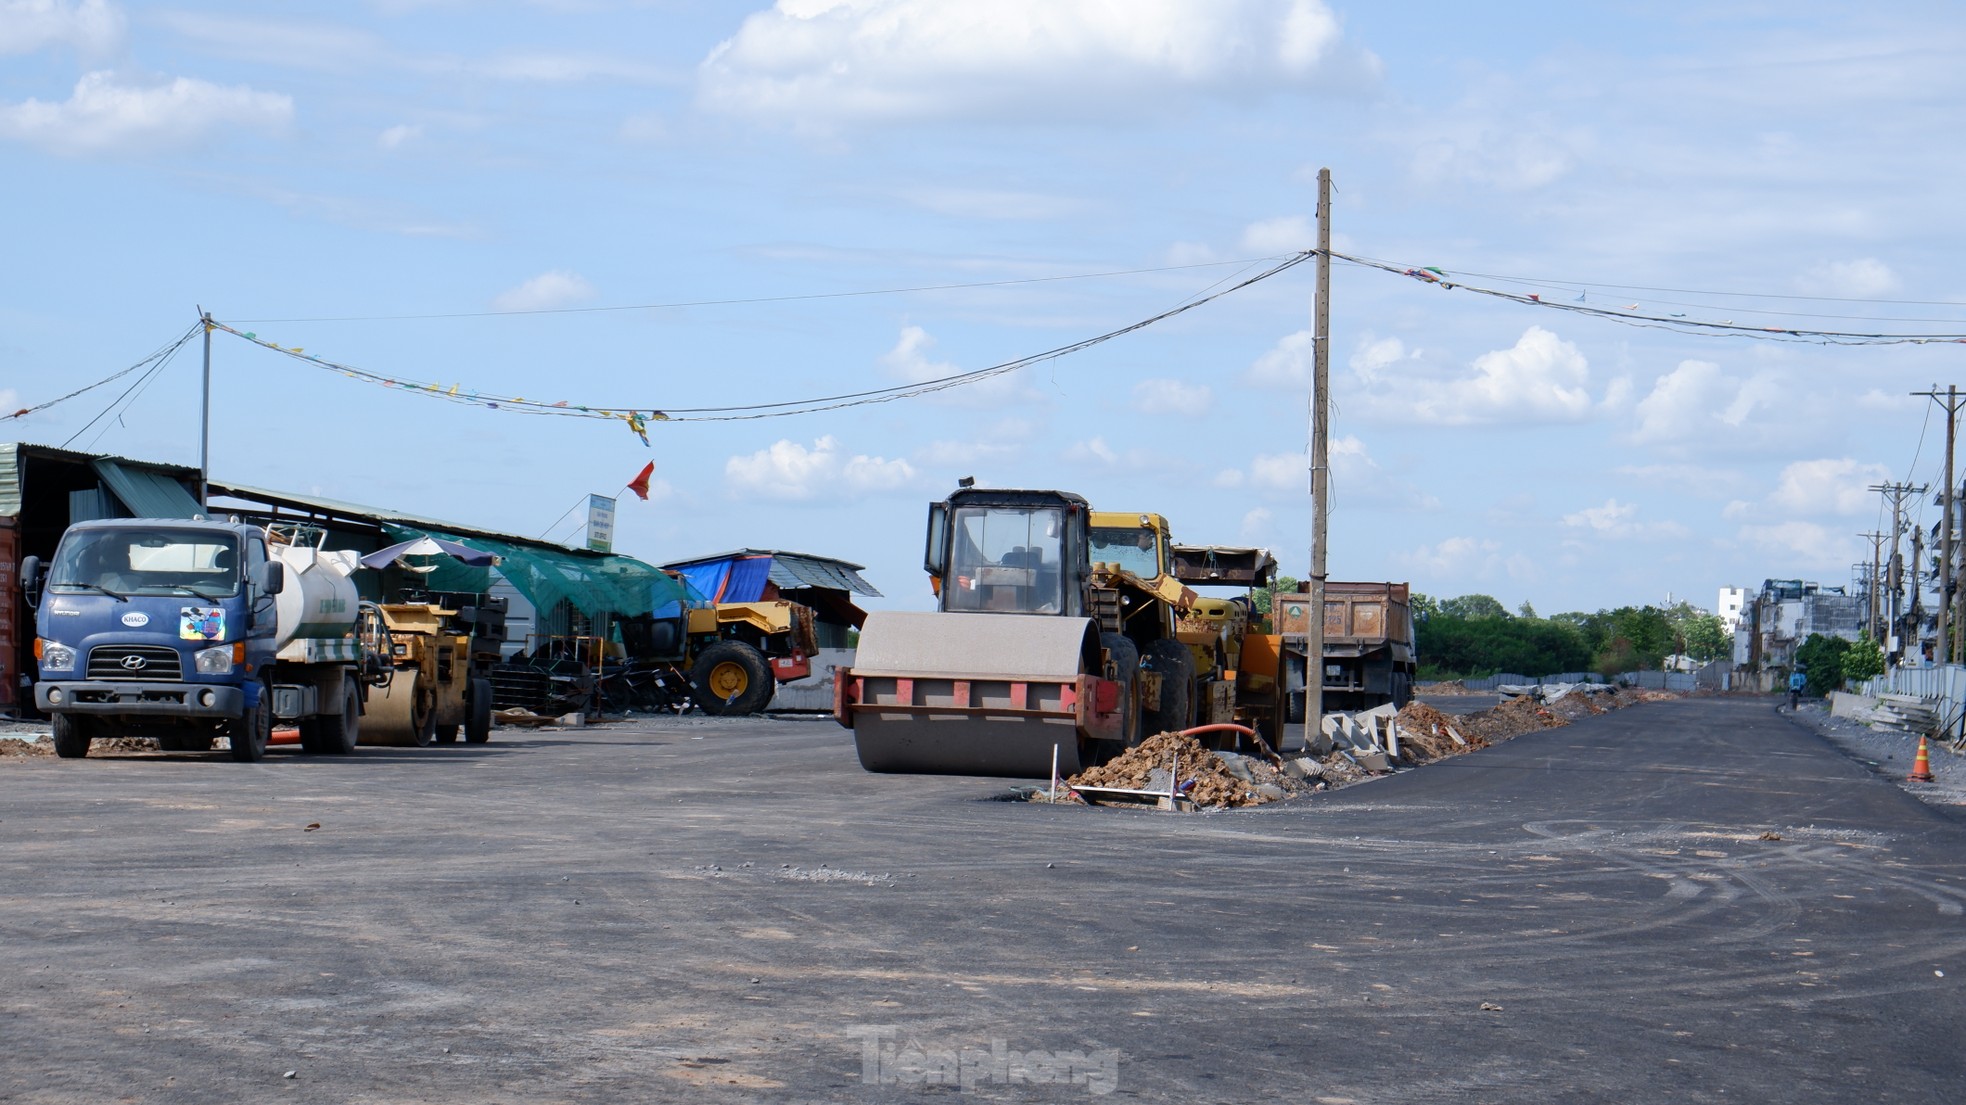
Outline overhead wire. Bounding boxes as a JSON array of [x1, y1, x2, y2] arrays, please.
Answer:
[[223, 255, 1302, 325], [1332, 252, 1966, 345], [4, 322, 202, 425], [209, 251, 1315, 431]]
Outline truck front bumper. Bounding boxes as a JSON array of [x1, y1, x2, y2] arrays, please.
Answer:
[[36, 681, 244, 719]]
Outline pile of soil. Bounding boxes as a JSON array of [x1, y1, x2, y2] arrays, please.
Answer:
[[1067, 731, 1304, 808], [0, 737, 52, 758], [1414, 680, 1478, 696]]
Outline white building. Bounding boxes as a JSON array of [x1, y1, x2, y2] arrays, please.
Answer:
[[1716, 586, 1747, 635]]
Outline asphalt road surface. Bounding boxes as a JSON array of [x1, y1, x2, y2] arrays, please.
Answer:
[[2, 697, 1961, 1104]]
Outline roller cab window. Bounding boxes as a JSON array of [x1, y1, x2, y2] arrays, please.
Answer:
[[945, 506, 1065, 614]]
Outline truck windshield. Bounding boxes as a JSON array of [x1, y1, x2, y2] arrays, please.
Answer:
[[1089, 527, 1161, 579], [945, 506, 1066, 614], [49, 529, 241, 598]]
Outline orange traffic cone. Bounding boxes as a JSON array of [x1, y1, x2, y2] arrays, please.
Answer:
[[1909, 735, 1936, 783]]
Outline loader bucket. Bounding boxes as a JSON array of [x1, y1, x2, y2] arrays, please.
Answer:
[[839, 611, 1114, 777]]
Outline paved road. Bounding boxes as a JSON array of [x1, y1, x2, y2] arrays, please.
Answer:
[[2, 698, 1961, 1103]]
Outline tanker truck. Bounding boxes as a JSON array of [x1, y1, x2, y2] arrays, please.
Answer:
[[22, 519, 385, 761]]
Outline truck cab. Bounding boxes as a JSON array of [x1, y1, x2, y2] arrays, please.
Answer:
[[24, 518, 287, 760]]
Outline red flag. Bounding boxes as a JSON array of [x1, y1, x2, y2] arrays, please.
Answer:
[[627, 461, 655, 501]]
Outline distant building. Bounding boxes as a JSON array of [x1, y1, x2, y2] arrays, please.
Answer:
[[1716, 586, 1747, 635], [1743, 578, 1866, 671]]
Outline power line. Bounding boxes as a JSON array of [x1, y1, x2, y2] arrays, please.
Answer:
[[224, 256, 1302, 325], [3, 323, 203, 425], [210, 252, 1314, 432]]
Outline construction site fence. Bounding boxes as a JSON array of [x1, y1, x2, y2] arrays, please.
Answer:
[[1458, 672, 1605, 691], [1858, 663, 1966, 738]]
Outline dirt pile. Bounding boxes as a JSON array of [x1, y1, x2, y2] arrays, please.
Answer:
[[1394, 701, 1487, 763], [1067, 731, 1304, 808], [1414, 680, 1478, 696], [0, 737, 53, 758]]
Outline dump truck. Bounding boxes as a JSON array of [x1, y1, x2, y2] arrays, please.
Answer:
[[22, 518, 386, 761], [833, 487, 1144, 776], [1269, 582, 1417, 715]]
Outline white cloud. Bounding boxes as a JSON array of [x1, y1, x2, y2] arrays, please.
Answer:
[[1400, 327, 1594, 426], [1769, 458, 1890, 516], [1735, 521, 1851, 571], [1213, 468, 1246, 489], [1561, 498, 1690, 541], [492, 270, 597, 312], [1795, 258, 1900, 298], [1065, 437, 1119, 466], [1244, 329, 1314, 390], [1238, 506, 1274, 543], [1632, 359, 1783, 445], [1250, 451, 1306, 493], [1409, 110, 1583, 190], [378, 123, 422, 150], [882, 324, 1033, 406], [1348, 334, 1415, 384], [697, 0, 1376, 125], [897, 187, 1082, 220], [1396, 535, 1499, 575], [1132, 378, 1212, 415], [0, 0, 123, 56], [725, 435, 917, 501], [1240, 215, 1312, 253], [913, 418, 1035, 467], [0, 71, 292, 154]]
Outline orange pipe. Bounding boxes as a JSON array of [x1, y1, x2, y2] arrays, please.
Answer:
[[1178, 723, 1257, 739]]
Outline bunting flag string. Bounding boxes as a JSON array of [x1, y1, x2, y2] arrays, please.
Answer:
[[1337, 252, 1966, 346], [208, 251, 1313, 440]]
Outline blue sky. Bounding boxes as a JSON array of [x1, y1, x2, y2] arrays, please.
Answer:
[[5, 0, 1964, 616]]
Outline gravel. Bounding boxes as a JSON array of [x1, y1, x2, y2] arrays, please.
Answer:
[[1786, 698, 1966, 807]]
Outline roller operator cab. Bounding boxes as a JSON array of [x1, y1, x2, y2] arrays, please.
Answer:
[[927, 488, 1091, 617], [22, 518, 372, 762]]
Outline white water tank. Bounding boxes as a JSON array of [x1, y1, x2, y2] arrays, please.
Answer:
[[269, 545, 362, 652]]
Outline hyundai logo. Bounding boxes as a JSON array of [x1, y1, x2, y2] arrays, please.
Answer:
[[120, 654, 148, 671]]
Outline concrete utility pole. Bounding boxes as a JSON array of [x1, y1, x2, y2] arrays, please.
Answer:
[[1860, 531, 1889, 638], [1914, 386, 1962, 663], [1871, 481, 1928, 661], [1304, 168, 1332, 753]]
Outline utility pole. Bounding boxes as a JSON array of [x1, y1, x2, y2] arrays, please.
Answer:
[[1871, 481, 1928, 662], [1304, 168, 1332, 754], [198, 308, 213, 512], [1914, 385, 1962, 664], [1861, 531, 1889, 639]]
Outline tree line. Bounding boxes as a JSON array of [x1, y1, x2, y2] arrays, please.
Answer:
[[1255, 580, 1729, 680]]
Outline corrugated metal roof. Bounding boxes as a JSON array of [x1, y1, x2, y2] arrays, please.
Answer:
[[660, 548, 881, 597], [208, 481, 564, 551], [92, 459, 202, 519]]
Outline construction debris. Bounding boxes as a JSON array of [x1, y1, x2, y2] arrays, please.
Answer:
[[1063, 732, 1315, 809], [0, 737, 52, 758]]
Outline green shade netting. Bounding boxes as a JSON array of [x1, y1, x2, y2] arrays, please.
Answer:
[[381, 524, 686, 619]]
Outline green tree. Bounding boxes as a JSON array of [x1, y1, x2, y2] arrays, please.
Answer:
[[1517, 600, 1538, 619], [1841, 632, 1885, 685], [1680, 614, 1728, 662], [1441, 594, 1509, 620], [1793, 633, 1854, 697], [1253, 575, 1300, 618]]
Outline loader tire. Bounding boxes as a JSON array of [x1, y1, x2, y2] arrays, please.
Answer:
[[1083, 632, 1141, 766], [1141, 638, 1196, 739], [691, 642, 774, 716], [51, 714, 93, 759]]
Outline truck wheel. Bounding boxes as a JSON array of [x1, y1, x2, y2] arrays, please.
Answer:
[[465, 677, 493, 743], [1141, 638, 1196, 738], [229, 682, 273, 762], [51, 714, 93, 759], [690, 641, 774, 715]]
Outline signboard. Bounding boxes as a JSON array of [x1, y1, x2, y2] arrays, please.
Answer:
[[585, 494, 616, 553]]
